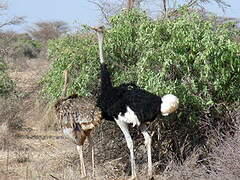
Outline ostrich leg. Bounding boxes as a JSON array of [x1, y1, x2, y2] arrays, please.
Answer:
[[140, 124, 153, 178], [88, 135, 95, 177], [115, 119, 137, 178], [77, 145, 86, 177]]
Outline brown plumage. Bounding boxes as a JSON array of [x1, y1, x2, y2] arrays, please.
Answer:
[[54, 70, 102, 177], [55, 94, 101, 145]]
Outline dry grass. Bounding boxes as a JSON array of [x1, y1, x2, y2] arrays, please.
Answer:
[[0, 97, 23, 132], [160, 132, 240, 180], [157, 107, 240, 180], [39, 104, 59, 131], [207, 132, 240, 179]]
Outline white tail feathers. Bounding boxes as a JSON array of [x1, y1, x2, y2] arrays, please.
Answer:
[[161, 94, 179, 116]]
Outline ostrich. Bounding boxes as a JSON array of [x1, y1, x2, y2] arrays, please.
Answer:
[[54, 70, 102, 177], [92, 26, 179, 178]]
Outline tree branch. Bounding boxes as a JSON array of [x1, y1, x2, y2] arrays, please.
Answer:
[[166, 0, 229, 18], [88, 0, 110, 24], [0, 16, 25, 29]]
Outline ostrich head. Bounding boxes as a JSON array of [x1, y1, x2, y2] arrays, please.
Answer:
[[92, 26, 105, 64], [161, 94, 179, 116], [92, 26, 105, 42], [92, 26, 105, 33]]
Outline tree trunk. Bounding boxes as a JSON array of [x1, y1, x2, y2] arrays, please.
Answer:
[[126, 0, 135, 10]]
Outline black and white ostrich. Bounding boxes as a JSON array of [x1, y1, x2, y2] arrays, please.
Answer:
[[92, 26, 179, 178]]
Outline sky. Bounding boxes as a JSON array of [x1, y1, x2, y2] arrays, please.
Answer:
[[3, 0, 101, 32], [1, 0, 240, 33]]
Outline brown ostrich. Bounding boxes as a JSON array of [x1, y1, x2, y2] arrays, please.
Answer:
[[54, 70, 102, 177]]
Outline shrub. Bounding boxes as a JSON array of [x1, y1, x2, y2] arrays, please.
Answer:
[[44, 9, 239, 114], [11, 39, 42, 59], [0, 57, 14, 96], [42, 33, 99, 99]]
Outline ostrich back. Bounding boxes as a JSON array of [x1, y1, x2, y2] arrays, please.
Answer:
[[55, 94, 102, 131]]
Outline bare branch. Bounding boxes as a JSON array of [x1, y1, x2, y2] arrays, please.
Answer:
[[183, 0, 230, 10], [126, 0, 144, 10], [88, 0, 124, 24], [88, 0, 110, 24], [0, 16, 25, 28], [163, 0, 168, 16], [49, 174, 60, 180], [0, 1, 25, 29], [126, 0, 134, 10], [180, 0, 199, 9], [166, 0, 230, 18]]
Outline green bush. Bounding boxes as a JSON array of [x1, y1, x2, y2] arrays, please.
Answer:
[[11, 39, 42, 59], [0, 57, 14, 96], [43, 9, 239, 117], [42, 33, 99, 99]]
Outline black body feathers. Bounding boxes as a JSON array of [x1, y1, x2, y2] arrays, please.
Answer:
[[97, 63, 162, 123]]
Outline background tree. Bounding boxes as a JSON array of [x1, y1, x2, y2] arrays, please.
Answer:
[[28, 21, 69, 43], [0, 1, 24, 54]]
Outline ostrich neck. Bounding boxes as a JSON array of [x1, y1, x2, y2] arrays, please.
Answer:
[[97, 32, 105, 64], [62, 73, 68, 97]]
